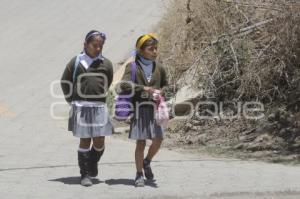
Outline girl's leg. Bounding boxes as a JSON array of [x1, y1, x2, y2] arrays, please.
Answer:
[[89, 136, 105, 177], [79, 138, 92, 149], [92, 136, 105, 149], [146, 138, 163, 160], [143, 138, 163, 180], [135, 140, 146, 172], [135, 140, 146, 187]]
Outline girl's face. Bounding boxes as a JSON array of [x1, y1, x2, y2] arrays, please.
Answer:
[[84, 36, 105, 58], [140, 44, 158, 61]]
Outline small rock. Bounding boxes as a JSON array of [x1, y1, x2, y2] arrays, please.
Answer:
[[234, 143, 244, 150], [262, 123, 276, 132], [241, 128, 256, 136], [268, 113, 276, 122], [286, 116, 295, 125], [278, 128, 292, 139], [239, 128, 259, 143], [185, 123, 193, 131], [239, 133, 258, 143], [273, 150, 280, 154], [191, 120, 202, 126], [192, 126, 203, 132], [187, 140, 193, 145], [185, 135, 192, 144], [293, 136, 300, 142], [279, 128, 287, 135], [289, 142, 300, 152], [275, 122, 282, 130], [254, 133, 272, 143], [279, 111, 290, 126], [246, 143, 263, 152]]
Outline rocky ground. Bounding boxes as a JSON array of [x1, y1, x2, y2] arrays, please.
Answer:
[[163, 108, 300, 164]]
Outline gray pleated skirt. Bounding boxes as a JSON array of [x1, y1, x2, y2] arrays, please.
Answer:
[[129, 104, 164, 140], [68, 104, 113, 138]]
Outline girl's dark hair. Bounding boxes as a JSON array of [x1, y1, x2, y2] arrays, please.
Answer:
[[136, 36, 158, 50], [85, 30, 106, 43]]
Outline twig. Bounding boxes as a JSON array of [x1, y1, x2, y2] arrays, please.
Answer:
[[186, 0, 192, 24], [234, 19, 273, 35], [230, 43, 240, 77]]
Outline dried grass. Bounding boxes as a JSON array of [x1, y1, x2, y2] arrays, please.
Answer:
[[157, 0, 300, 107]]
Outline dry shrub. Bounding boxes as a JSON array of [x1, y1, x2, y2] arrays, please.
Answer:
[[157, 0, 300, 108]]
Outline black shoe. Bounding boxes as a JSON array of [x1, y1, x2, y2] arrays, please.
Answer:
[[143, 158, 154, 180], [78, 151, 93, 186], [89, 147, 104, 177], [135, 172, 145, 187]]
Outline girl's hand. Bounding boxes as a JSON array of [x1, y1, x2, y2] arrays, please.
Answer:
[[159, 89, 165, 96], [152, 89, 162, 101], [144, 86, 155, 94]]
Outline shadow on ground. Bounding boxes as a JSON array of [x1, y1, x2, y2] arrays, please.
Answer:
[[49, 177, 103, 185], [105, 178, 158, 188]]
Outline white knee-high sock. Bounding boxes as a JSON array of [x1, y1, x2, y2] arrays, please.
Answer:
[[78, 148, 90, 153], [93, 145, 105, 152]]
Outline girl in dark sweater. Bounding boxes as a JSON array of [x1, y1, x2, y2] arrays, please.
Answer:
[[61, 30, 113, 187], [120, 34, 168, 187]]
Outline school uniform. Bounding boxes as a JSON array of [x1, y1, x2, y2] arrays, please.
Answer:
[[120, 56, 168, 140], [61, 52, 114, 138]]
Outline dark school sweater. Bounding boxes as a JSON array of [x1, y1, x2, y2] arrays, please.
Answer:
[[61, 56, 113, 103], [119, 59, 168, 104]]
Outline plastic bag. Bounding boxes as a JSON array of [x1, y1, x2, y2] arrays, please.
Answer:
[[155, 96, 169, 128]]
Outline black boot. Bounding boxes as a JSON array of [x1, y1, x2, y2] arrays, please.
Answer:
[[143, 158, 154, 180], [78, 151, 93, 186], [89, 147, 104, 177]]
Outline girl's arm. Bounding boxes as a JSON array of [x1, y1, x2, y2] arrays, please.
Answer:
[[119, 63, 145, 94], [60, 57, 75, 104]]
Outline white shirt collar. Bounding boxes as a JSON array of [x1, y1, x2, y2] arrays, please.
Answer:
[[79, 51, 104, 69]]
